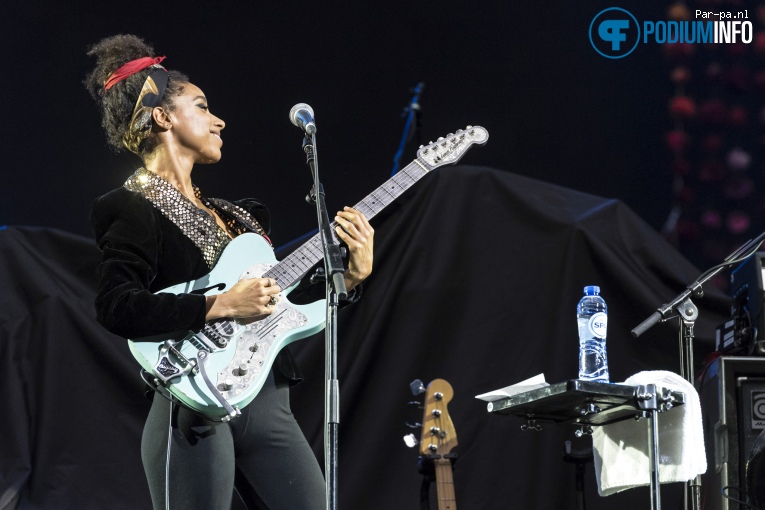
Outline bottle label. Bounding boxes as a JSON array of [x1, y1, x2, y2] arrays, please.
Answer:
[[588, 312, 608, 339]]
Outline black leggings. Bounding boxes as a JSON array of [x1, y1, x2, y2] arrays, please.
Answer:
[[141, 370, 326, 510]]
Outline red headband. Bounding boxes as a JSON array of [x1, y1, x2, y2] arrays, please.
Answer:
[[104, 56, 166, 90]]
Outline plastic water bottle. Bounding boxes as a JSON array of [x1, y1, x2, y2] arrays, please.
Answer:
[[577, 286, 609, 382]]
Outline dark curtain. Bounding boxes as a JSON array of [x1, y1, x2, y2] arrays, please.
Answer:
[[0, 227, 151, 509], [0, 166, 729, 509]]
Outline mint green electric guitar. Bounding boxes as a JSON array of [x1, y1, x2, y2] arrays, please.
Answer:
[[128, 126, 489, 420]]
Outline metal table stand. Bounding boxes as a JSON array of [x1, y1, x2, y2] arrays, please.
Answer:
[[486, 380, 685, 510]]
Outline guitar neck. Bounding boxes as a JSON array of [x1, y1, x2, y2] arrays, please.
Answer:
[[434, 458, 457, 510], [264, 159, 431, 288]]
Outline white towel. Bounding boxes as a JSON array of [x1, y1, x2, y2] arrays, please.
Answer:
[[591, 371, 707, 496]]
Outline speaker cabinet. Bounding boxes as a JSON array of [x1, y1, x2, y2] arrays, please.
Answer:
[[729, 253, 765, 355], [700, 356, 765, 509]]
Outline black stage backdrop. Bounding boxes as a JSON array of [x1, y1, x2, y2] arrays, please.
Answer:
[[0, 166, 729, 509]]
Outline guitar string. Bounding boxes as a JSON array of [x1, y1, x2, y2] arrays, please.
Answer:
[[264, 159, 428, 289], [432, 398, 457, 506], [187, 156, 437, 407], [144, 134, 483, 417]]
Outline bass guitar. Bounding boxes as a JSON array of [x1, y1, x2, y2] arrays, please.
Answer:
[[419, 379, 459, 510], [129, 127, 489, 420]]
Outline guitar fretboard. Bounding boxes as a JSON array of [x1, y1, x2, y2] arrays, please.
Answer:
[[434, 458, 457, 510], [263, 159, 430, 288]]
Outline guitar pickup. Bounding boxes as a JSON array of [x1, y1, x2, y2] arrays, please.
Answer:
[[194, 330, 224, 351], [193, 320, 240, 351]]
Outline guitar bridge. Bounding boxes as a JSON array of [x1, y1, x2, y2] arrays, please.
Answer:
[[152, 340, 198, 384]]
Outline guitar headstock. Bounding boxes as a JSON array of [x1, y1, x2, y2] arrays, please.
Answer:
[[419, 379, 458, 457], [416, 126, 489, 170]]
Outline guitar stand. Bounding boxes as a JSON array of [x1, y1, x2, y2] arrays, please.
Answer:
[[417, 453, 458, 510], [487, 380, 684, 510]]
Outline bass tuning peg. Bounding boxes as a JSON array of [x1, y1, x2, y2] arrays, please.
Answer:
[[403, 433, 419, 448], [410, 379, 426, 396]]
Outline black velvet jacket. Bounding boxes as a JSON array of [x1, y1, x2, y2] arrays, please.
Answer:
[[92, 186, 217, 337], [90, 173, 356, 383]]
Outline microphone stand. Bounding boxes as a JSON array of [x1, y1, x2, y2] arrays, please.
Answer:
[[631, 231, 765, 510], [391, 82, 425, 176], [302, 133, 347, 510]]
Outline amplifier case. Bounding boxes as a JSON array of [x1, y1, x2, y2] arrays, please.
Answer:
[[700, 356, 765, 510]]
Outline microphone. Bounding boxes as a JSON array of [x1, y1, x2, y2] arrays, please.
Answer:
[[289, 103, 317, 134]]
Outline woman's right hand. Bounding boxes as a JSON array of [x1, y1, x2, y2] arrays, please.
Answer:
[[205, 277, 281, 321]]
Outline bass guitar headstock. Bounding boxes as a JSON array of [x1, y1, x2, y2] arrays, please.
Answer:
[[418, 378, 458, 457]]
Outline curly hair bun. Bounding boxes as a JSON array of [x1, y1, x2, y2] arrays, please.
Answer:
[[84, 34, 187, 154], [84, 34, 155, 101]]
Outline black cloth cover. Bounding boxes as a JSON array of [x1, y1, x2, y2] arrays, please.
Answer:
[[0, 166, 729, 509]]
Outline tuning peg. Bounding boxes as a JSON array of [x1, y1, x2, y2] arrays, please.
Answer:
[[419, 145, 424, 149], [403, 433, 419, 448], [466, 125, 473, 129], [447, 133, 453, 137], [437, 137, 444, 141], [428, 141, 433, 145], [410, 379, 426, 396]]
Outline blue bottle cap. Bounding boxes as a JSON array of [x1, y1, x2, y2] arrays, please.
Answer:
[[584, 285, 600, 295]]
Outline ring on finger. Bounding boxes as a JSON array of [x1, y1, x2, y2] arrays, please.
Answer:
[[268, 295, 278, 306]]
